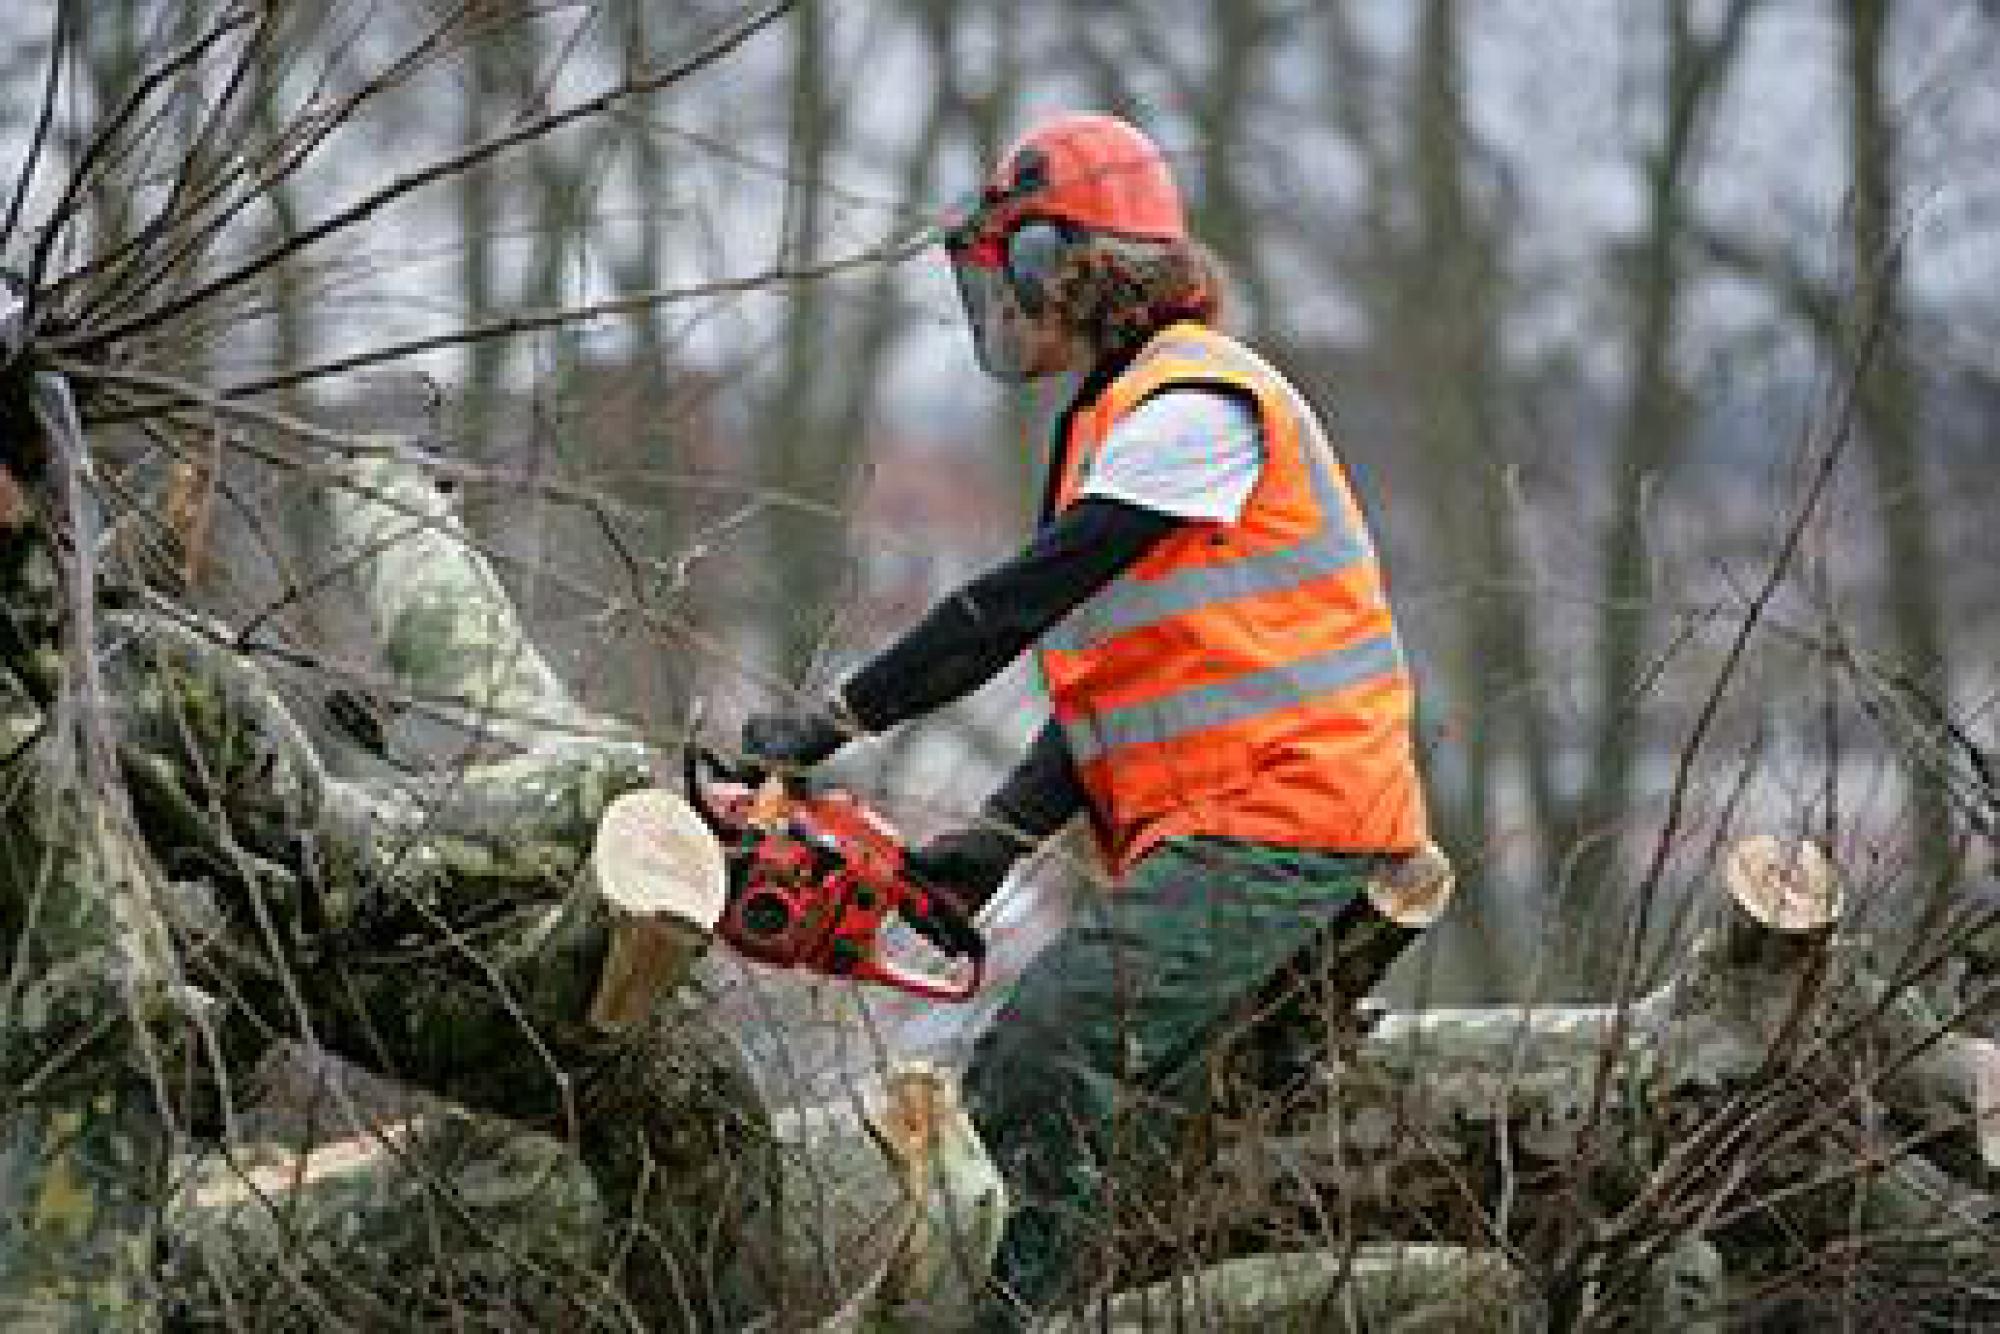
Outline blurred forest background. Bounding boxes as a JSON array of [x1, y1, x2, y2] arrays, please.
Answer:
[[4, 1, 2000, 1328], [5, 0, 1997, 1006]]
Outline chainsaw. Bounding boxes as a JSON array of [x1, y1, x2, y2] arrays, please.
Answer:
[[684, 744, 983, 1002]]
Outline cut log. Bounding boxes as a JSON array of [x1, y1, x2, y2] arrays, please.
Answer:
[[1715, 833, 1842, 971], [1721, 834, 1842, 932], [1357, 835, 1844, 1089], [1366, 839, 1457, 928], [183, 1118, 419, 1212], [768, 1062, 1004, 1332], [586, 787, 727, 1030]]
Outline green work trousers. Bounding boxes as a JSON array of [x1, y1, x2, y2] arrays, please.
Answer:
[[962, 836, 1418, 1327]]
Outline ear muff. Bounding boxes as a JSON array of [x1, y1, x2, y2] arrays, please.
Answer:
[[1002, 220, 1077, 317]]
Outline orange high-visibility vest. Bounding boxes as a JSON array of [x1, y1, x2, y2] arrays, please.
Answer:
[[1038, 322, 1428, 876]]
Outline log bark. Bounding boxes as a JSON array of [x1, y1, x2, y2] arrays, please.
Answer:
[[164, 1113, 614, 1327], [1043, 1244, 1533, 1333], [4, 439, 776, 1328], [0, 464, 178, 1326], [762, 1062, 1005, 1331], [320, 449, 613, 749]]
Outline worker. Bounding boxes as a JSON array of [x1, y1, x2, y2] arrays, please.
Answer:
[[741, 112, 1439, 1325]]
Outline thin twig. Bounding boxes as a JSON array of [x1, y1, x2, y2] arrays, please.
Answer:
[[1582, 247, 1896, 1137], [64, 4, 473, 322], [0, 0, 73, 258], [52, 0, 797, 355], [25, 8, 254, 304]]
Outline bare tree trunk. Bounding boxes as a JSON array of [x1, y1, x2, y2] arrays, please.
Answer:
[[1843, 0, 1955, 888], [1389, 0, 1534, 997], [758, 0, 857, 684], [459, 19, 514, 456], [1567, 0, 1760, 990], [1191, 0, 1275, 336]]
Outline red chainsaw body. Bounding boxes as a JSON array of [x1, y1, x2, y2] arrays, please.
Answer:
[[699, 779, 980, 1003]]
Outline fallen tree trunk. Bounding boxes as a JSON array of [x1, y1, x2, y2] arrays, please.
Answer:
[[164, 1111, 614, 1327], [143, 449, 1010, 1329], [1045, 1244, 1534, 1334], [1197, 834, 1999, 1324], [3, 432, 788, 1327]]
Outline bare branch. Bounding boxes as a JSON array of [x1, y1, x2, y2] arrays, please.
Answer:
[[87, 233, 922, 407], [58, 4, 476, 322], [24, 7, 255, 304], [51, 0, 798, 356], [0, 0, 73, 257], [1578, 229, 1900, 1200]]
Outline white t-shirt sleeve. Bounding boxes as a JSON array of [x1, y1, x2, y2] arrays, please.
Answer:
[[1075, 388, 1265, 524]]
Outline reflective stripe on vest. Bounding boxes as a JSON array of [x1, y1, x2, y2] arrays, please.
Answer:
[[1061, 630, 1403, 763]]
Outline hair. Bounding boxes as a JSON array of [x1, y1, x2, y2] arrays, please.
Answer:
[[1041, 233, 1229, 353]]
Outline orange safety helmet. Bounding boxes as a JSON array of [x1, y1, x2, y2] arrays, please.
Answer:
[[945, 114, 1188, 379]]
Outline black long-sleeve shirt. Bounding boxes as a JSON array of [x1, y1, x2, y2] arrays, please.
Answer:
[[841, 497, 1180, 837]]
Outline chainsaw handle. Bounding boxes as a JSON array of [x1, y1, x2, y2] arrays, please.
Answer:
[[683, 736, 985, 1004], [881, 886, 985, 1003], [854, 952, 982, 1004]]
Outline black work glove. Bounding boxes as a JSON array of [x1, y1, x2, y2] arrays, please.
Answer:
[[899, 883, 986, 963], [900, 824, 1036, 960], [905, 826, 1024, 907], [739, 700, 855, 782]]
